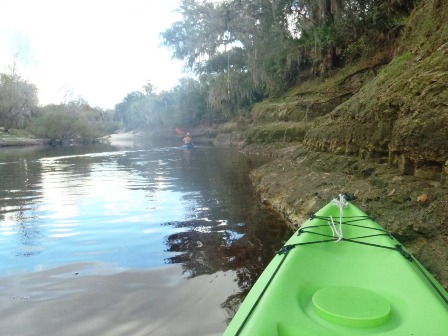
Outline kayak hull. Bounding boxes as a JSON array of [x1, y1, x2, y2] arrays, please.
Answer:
[[224, 200, 448, 335]]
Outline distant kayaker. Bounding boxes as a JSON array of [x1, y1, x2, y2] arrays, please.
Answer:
[[183, 133, 192, 145]]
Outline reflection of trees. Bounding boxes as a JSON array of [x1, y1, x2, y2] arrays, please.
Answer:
[[159, 148, 292, 319], [0, 150, 44, 251], [15, 220, 42, 256], [163, 217, 290, 316], [164, 219, 287, 280]]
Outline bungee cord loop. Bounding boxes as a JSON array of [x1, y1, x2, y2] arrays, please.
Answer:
[[329, 193, 349, 242]]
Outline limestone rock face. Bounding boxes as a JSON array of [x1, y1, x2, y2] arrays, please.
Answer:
[[302, 2, 448, 183], [304, 43, 448, 181]]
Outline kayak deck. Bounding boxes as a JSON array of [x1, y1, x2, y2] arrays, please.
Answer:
[[224, 199, 448, 335]]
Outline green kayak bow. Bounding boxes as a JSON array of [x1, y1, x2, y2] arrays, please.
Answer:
[[224, 196, 448, 336]]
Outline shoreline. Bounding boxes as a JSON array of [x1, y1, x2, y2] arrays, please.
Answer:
[[3, 129, 447, 290], [0, 130, 141, 148], [0, 137, 49, 147], [233, 141, 448, 290]]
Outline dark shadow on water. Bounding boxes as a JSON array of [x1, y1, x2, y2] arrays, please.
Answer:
[[158, 147, 292, 319]]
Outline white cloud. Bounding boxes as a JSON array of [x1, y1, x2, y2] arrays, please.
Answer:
[[0, 0, 185, 109]]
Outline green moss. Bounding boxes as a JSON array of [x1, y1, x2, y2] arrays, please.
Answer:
[[245, 122, 311, 144], [0, 128, 37, 139], [401, 0, 448, 55], [375, 52, 414, 86]]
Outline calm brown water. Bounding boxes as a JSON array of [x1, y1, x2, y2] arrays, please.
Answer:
[[0, 142, 291, 335]]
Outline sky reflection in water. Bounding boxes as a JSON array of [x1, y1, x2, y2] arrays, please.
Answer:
[[0, 145, 291, 279]]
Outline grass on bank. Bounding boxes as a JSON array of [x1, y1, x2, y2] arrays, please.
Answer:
[[0, 128, 38, 140]]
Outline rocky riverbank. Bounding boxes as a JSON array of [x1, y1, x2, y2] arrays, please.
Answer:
[[211, 134, 448, 289], [210, 0, 448, 289]]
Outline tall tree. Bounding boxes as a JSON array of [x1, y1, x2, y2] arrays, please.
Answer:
[[0, 73, 38, 131], [114, 82, 173, 131], [157, 0, 418, 125], [172, 78, 209, 126]]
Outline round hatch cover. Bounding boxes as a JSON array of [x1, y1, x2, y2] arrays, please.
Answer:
[[312, 286, 391, 328]]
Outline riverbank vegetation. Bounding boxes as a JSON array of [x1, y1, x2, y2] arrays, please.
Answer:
[[29, 100, 116, 145], [1, 0, 422, 143], [0, 71, 117, 145]]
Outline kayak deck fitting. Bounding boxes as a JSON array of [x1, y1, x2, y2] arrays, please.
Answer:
[[224, 195, 448, 335]]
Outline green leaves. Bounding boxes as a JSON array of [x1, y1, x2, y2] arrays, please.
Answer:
[[157, 0, 418, 128], [29, 102, 107, 144]]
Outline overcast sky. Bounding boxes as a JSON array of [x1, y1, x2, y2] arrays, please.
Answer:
[[0, 0, 185, 109]]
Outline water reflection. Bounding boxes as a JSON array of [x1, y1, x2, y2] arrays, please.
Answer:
[[0, 144, 291, 320]]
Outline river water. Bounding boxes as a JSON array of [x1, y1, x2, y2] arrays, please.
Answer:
[[0, 142, 291, 336]]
